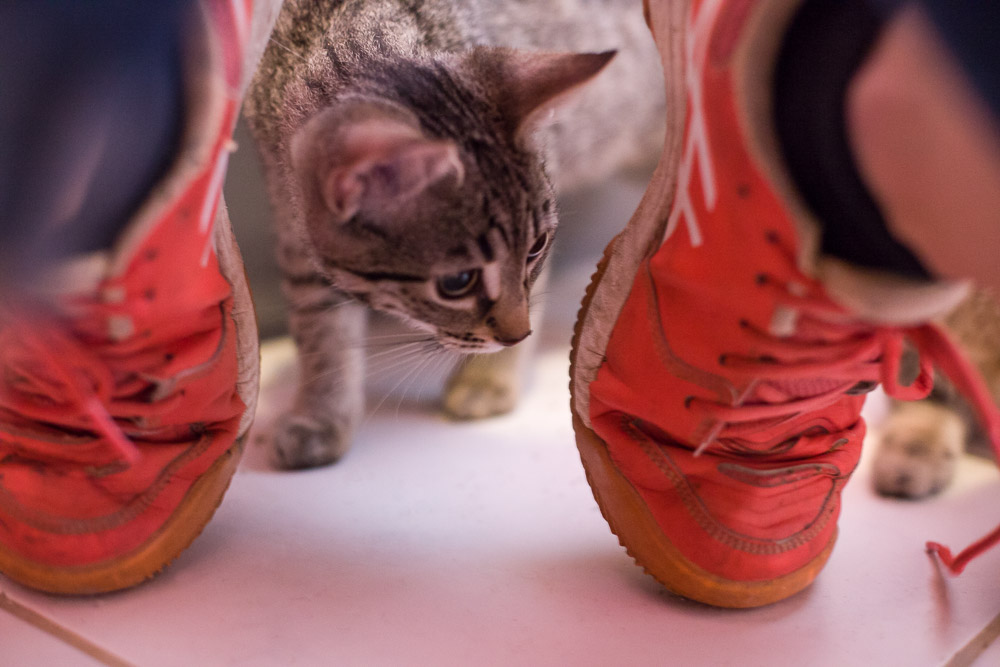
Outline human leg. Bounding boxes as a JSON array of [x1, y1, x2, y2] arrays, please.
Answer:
[[847, 5, 1000, 291], [0, 3, 187, 285]]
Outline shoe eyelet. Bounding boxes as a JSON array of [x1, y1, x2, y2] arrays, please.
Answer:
[[755, 273, 768, 286], [846, 380, 878, 395], [684, 396, 695, 410], [765, 230, 780, 244], [718, 354, 728, 366], [101, 286, 126, 304], [107, 315, 135, 341]]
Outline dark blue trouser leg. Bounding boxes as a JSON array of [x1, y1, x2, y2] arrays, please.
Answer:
[[0, 2, 191, 284]]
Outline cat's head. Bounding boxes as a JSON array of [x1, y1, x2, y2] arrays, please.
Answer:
[[290, 47, 613, 352]]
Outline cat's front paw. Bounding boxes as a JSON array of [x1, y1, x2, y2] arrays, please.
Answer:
[[443, 373, 519, 420], [871, 401, 965, 499], [270, 411, 356, 469], [443, 350, 524, 420]]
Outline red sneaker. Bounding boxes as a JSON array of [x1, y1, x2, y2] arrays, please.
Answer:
[[570, 0, 1000, 608], [0, 0, 266, 595]]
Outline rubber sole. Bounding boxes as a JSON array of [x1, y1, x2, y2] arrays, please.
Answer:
[[0, 439, 243, 595]]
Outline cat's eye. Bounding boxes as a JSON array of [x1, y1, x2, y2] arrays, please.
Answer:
[[436, 269, 480, 299], [527, 232, 549, 261]]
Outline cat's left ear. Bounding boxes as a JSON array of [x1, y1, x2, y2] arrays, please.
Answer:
[[467, 48, 616, 140], [291, 103, 465, 223]]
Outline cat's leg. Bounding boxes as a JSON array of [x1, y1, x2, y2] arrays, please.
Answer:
[[272, 268, 367, 468], [442, 264, 549, 419]]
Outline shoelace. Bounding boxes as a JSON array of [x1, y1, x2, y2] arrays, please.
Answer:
[[0, 309, 140, 468], [907, 324, 1000, 574], [686, 281, 1000, 575], [0, 1, 250, 472], [0, 298, 231, 473]]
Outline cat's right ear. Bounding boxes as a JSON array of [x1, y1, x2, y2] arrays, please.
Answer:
[[466, 48, 616, 141], [291, 106, 464, 222]]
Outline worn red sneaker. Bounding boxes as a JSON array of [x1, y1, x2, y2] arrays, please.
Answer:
[[570, 0, 1000, 608], [0, 0, 271, 595]]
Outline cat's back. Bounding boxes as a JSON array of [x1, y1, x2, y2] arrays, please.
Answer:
[[246, 0, 475, 146], [245, 0, 664, 187]]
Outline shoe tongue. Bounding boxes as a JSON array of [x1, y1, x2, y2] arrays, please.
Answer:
[[757, 377, 848, 402], [19, 252, 110, 305], [819, 257, 970, 325]]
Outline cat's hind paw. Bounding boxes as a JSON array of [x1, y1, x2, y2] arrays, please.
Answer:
[[871, 401, 965, 499], [270, 412, 355, 469]]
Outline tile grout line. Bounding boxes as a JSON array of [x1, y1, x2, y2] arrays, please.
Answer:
[[945, 609, 1000, 667], [0, 590, 135, 667]]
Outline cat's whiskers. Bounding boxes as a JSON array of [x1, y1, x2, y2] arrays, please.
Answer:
[[367, 344, 439, 422], [356, 332, 436, 349], [298, 340, 431, 392], [394, 350, 446, 419], [363, 330, 432, 341], [425, 349, 457, 393], [364, 344, 433, 377], [287, 334, 429, 364], [445, 349, 477, 373], [287, 333, 435, 363], [529, 289, 551, 307], [358, 340, 434, 351], [364, 340, 431, 361], [267, 36, 308, 64]]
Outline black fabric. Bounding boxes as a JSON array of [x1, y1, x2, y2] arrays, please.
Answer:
[[919, 0, 1000, 123], [773, 0, 933, 280], [0, 2, 190, 284]]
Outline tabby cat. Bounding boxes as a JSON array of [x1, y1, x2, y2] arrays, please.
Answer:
[[872, 289, 1000, 498], [244, 0, 664, 468]]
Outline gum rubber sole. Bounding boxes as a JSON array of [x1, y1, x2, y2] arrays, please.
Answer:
[[568, 242, 836, 609], [0, 439, 244, 595]]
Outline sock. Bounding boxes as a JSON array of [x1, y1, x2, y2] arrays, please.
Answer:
[[773, 0, 932, 280]]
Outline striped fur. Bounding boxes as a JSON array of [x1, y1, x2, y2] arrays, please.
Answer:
[[244, 0, 664, 467]]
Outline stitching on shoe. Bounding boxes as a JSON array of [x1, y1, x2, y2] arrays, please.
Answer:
[[0, 430, 219, 535], [623, 415, 840, 556]]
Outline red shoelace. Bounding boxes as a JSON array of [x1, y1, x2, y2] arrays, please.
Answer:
[[0, 310, 140, 468], [686, 278, 1000, 575]]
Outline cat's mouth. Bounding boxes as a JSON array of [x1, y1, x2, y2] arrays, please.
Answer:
[[437, 333, 504, 354]]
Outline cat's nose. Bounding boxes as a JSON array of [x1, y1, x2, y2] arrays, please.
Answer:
[[495, 331, 531, 347]]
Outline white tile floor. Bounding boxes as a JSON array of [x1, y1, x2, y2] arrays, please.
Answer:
[[4, 181, 1000, 666]]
